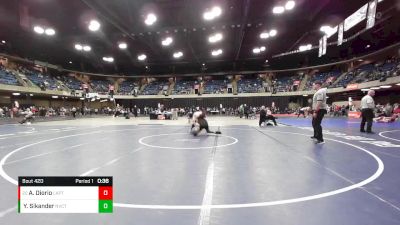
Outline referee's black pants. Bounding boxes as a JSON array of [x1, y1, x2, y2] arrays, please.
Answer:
[[312, 109, 326, 142], [360, 108, 374, 132]]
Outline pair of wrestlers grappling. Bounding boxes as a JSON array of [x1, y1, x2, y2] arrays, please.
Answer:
[[190, 109, 221, 136], [189, 107, 278, 136]]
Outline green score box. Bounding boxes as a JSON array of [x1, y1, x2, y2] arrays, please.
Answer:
[[99, 200, 113, 213]]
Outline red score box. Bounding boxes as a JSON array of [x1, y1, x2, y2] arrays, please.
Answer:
[[99, 186, 113, 200]]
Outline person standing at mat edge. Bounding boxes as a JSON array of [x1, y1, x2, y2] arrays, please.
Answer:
[[311, 81, 327, 144], [360, 90, 375, 134]]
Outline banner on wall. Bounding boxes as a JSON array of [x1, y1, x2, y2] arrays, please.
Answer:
[[338, 23, 344, 46], [348, 111, 362, 118], [344, 4, 368, 31], [319, 38, 323, 57], [346, 83, 359, 90], [322, 35, 327, 55], [366, 0, 378, 29], [85, 93, 99, 99]]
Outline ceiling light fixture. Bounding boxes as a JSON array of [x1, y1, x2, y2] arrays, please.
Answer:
[[88, 20, 101, 31], [45, 28, 56, 36], [173, 51, 183, 58], [74, 44, 83, 51], [138, 54, 147, 61], [208, 33, 223, 43], [299, 44, 312, 52], [33, 26, 45, 34], [269, 29, 277, 37], [83, 45, 91, 52], [285, 1, 296, 10], [161, 37, 173, 46], [211, 49, 223, 56], [118, 43, 127, 49], [379, 85, 391, 88], [212, 6, 222, 17], [272, 6, 285, 14], [102, 56, 114, 63], [320, 25, 331, 32], [253, 46, 266, 54], [260, 32, 269, 39], [319, 25, 337, 37], [203, 6, 222, 21], [145, 13, 157, 26], [1, 40, 5, 44], [370, 87, 380, 90]]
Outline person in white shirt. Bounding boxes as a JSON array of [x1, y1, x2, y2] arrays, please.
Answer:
[[311, 81, 327, 144], [360, 90, 375, 133]]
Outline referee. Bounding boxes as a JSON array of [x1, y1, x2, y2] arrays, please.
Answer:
[[360, 90, 375, 133], [311, 81, 327, 144]]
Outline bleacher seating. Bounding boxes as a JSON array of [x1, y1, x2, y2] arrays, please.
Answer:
[[334, 60, 400, 88], [173, 80, 196, 95], [90, 80, 112, 93], [0, 57, 399, 95], [23, 68, 59, 90], [332, 72, 355, 88], [238, 78, 263, 93], [142, 81, 168, 95], [0, 67, 21, 86], [306, 71, 341, 90], [364, 62, 398, 82], [119, 80, 138, 94], [203, 79, 227, 94], [62, 76, 83, 90], [275, 74, 302, 92]]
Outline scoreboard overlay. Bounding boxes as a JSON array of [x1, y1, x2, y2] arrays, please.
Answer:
[[18, 176, 113, 213]]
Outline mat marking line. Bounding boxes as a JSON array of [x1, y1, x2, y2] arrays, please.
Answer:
[[379, 130, 400, 142], [197, 135, 218, 225], [80, 147, 144, 176], [0, 205, 17, 218], [4, 143, 89, 165], [0, 128, 385, 210]]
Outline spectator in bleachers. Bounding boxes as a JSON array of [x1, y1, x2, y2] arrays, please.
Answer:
[[237, 77, 263, 93], [0, 66, 21, 86]]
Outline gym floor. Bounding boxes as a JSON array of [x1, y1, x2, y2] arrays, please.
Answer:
[[0, 116, 399, 225]]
